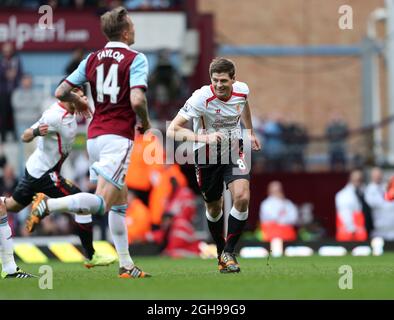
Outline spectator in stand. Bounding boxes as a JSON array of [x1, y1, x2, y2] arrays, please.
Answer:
[[107, 0, 123, 9], [125, 0, 151, 9], [0, 42, 23, 143], [259, 181, 299, 242], [64, 47, 89, 98], [149, 164, 187, 230], [125, 163, 188, 245], [335, 169, 369, 241], [0, 164, 19, 235], [96, 0, 110, 15], [39, 0, 98, 8], [262, 112, 286, 172], [65, 47, 85, 76], [73, 0, 99, 10], [145, 178, 201, 258], [40, 0, 59, 9], [297, 203, 326, 241], [11, 74, 44, 175], [148, 49, 182, 119], [1, 0, 22, 6], [0, 164, 18, 200], [326, 113, 349, 171], [20, 0, 41, 8], [161, 181, 200, 258], [0, 147, 7, 175], [365, 167, 394, 240], [251, 114, 265, 173], [125, 191, 152, 243], [125, 130, 165, 207], [281, 117, 308, 172], [125, 0, 176, 9]]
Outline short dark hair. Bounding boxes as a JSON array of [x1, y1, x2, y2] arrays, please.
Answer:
[[100, 6, 129, 41], [209, 57, 235, 78]]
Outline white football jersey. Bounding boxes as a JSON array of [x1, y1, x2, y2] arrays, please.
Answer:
[[26, 102, 77, 179], [178, 81, 249, 153]]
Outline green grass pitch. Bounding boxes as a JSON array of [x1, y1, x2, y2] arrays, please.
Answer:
[[1, 254, 394, 299]]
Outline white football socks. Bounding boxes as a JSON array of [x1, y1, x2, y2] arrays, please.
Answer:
[[109, 205, 133, 269], [206, 210, 223, 222], [0, 215, 18, 274], [229, 206, 249, 221], [47, 193, 105, 215]]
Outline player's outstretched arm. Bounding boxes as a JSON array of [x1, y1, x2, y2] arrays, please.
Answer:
[[167, 114, 224, 144], [130, 88, 151, 133], [21, 124, 49, 143], [167, 114, 192, 141], [55, 81, 89, 113]]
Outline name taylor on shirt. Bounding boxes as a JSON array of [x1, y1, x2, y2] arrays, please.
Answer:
[[97, 49, 125, 63]]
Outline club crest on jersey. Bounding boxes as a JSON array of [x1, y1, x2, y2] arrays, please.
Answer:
[[183, 104, 190, 112]]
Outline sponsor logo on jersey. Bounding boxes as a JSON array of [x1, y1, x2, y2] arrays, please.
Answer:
[[49, 172, 59, 183]]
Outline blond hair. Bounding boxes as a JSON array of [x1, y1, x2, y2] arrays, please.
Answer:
[[100, 6, 129, 41]]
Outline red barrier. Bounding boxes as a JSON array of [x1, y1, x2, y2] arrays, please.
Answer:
[[181, 166, 348, 238]]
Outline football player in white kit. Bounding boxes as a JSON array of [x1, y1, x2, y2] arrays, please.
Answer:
[[167, 58, 261, 273], [0, 85, 115, 279]]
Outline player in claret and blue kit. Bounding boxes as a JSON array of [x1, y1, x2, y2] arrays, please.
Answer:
[[26, 6, 152, 279]]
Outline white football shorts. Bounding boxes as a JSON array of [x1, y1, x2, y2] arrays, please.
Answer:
[[87, 134, 133, 189]]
